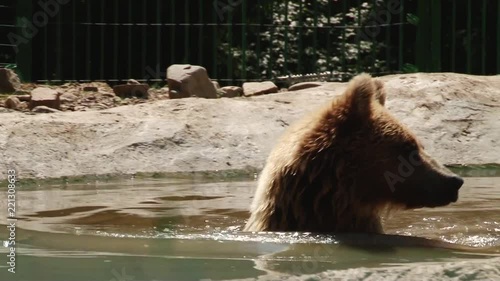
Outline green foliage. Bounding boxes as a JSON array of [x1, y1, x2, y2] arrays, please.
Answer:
[[4, 64, 17, 70], [402, 63, 419, 73], [406, 13, 419, 26], [218, 1, 388, 82]]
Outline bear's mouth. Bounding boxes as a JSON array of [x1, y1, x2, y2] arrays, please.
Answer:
[[401, 187, 459, 209], [423, 188, 460, 208]]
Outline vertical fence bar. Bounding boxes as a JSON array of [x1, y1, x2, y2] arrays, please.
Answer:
[[15, 1, 32, 81], [298, 0, 303, 74], [242, 0, 247, 81], [451, 0, 456, 72], [341, 0, 346, 74], [227, 7, 233, 84], [73, 2, 77, 80], [100, 1, 105, 80], [466, 0, 471, 73], [284, 0, 289, 77], [256, 0, 261, 80], [313, 0, 318, 71], [198, 0, 203, 67], [184, 0, 189, 63], [43, 6, 48, 81], [385, 1, 391, 72], [128, 0, 132, 79], [416, 0, 430, 72], [481, 0, 487, 74], [356, 0, 362, 73], [431, 0, 441, 71], [372, 0, 378, 72], [113, 0, 119, 81], [56, 3, 62, 81], [170, 0, 175, 65], [86, 1, 91, 80], [156, 0, 161, 80], [497, 0, 500, 73], [327, 2, 332, 75], [267, 1, 274, 78], [212, 3, 217, 80], [398, 0, 404, 71], [142, 3, 147, 79]]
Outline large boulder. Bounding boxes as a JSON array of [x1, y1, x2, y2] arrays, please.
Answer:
[[0, 68, 21, 93], [29, 88, 62, 110], [242, 81, 279, 97], [167, 64, 218, 99]]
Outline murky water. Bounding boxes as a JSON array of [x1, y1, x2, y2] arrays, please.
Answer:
[[0, 176, 499, 281]]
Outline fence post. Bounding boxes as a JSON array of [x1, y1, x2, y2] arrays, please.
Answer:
[[415, 0, 430, 72], [430, 0, 441, 72], [15, 1, 32, 82], [497, 0, 500, 73]]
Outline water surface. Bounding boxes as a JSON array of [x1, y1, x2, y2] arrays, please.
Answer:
[[0, 176, 499, 281]]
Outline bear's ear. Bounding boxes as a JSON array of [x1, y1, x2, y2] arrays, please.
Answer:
[[344, 73, 380, 116], [373, 79, 386, 106]]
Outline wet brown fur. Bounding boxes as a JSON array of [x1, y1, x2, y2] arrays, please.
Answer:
[[244, 74, 459, 234]]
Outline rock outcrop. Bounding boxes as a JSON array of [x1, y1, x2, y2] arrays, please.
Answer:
[[0, 73, 499, 180]]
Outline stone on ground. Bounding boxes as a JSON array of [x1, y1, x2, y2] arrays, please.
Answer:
[[288, 82, 324, 91], [167, 64, 218, 99], [30, 87, 62, 110], [242, 81, 278, 96], [0, 68, 21, 93], [220, 86, 243, 98], [113, 84, 150, 99]]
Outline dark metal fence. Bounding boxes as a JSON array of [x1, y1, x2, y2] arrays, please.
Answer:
[[1, 0, 499, 86]]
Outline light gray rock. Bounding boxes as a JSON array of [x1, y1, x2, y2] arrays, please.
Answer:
[[0, 68, 20, 93], [30, 87, 62, 110], [288, 81, 324, 91], [167, 64, 218, 99], [4, 96, 21, 110], [31, 105, 61, 113], [220, 86, 243, 98], [0, 73, 498, 180], [127, 79, 140, 85], [60, 92, 77, 103], [243, 81, 278, 96]]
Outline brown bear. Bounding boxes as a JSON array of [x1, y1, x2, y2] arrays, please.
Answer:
[[244, 74, 463, 234]]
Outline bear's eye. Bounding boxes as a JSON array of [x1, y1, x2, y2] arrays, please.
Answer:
[[412, 153, 422, 162]]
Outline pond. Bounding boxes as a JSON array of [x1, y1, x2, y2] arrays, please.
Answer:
[[0, 174, 499, 281]]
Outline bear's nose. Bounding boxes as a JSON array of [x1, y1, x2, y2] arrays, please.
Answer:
[[449, 176, 464, 190]]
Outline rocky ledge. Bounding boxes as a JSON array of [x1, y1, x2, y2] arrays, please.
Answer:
[[0, 73, 499, 181]]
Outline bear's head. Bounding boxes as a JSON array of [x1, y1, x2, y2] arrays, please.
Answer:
[[335, 74, 463, 210]]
